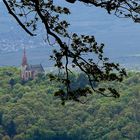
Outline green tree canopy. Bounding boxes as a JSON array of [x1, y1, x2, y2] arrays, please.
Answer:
[[0, 67, 140, 139]]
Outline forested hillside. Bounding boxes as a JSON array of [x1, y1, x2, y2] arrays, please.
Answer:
[[0, 67, 140, 140]]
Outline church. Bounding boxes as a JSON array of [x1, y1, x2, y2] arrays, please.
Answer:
[[20, 48, 45, 81]]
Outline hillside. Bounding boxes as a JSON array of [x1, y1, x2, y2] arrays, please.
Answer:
[[0, 67, 140, 140], [1, 1, 140, 68]]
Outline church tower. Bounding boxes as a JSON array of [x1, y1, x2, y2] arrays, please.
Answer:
[[20, 48, 28, 80], [22, 47, 28, 66], [20, 47, 45, 81]]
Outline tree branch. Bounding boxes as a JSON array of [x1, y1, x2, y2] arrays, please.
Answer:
[[3, 0, 35, 36]]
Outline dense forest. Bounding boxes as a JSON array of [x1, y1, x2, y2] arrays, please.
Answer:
[[0, 67, 140, 140]]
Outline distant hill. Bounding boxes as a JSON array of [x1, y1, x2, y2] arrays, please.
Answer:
[[1, 1, 140, 68]]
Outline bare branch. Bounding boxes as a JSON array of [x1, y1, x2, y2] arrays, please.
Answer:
[[3, 0, 35, 36]]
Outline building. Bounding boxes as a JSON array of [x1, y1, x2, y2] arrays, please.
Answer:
[[20, 48, 45, 80]]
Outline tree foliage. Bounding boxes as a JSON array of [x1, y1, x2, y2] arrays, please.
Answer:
[[0, 67, 140, 139], [67, 0, 140, 22], [2, 0, 130, 101]]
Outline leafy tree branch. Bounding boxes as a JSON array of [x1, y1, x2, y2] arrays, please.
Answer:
[[2, 0, 128, 103]]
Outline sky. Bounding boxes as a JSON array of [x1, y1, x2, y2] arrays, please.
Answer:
[[1, 0, 140, 67]]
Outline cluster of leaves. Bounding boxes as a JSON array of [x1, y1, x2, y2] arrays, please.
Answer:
[[50, 33, 126, 101], [66, 0, 140, 23], [3, 0, 127, 101], [4, 0, 70, 35], [0, 67, 140, 140]]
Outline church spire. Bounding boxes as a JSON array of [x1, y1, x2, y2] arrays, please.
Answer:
[[22, 47, 28, 66]]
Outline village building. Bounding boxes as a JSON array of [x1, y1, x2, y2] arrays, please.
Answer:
[[20, 48, 45, 80]]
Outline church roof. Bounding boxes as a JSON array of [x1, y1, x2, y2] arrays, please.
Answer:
[[26, 64, 45, 73]]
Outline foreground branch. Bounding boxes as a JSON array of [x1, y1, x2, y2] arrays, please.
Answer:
[[3, 0, 35, 36]]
